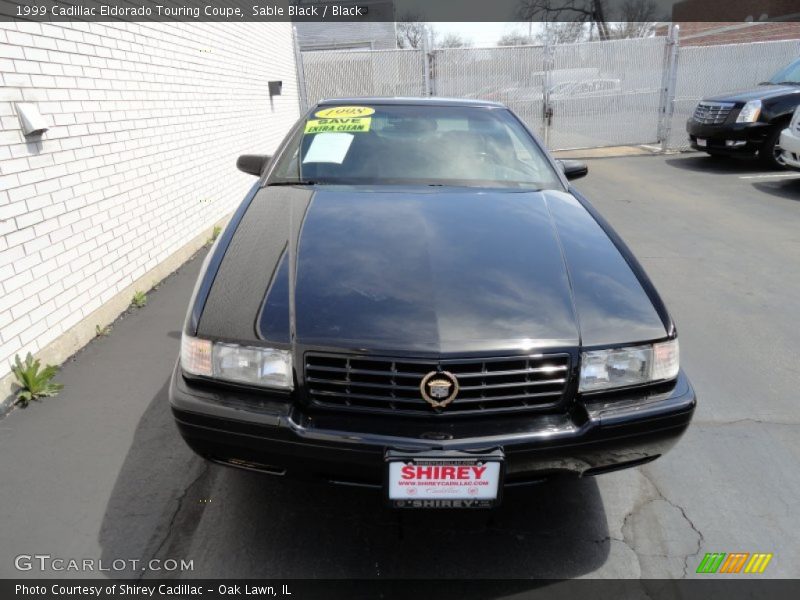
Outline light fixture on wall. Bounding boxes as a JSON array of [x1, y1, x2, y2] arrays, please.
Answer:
[[15, 103, 49, 137], [268, 81, 283, 97]]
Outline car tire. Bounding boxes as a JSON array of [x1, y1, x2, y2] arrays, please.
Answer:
[[758, 126, 786, 169]]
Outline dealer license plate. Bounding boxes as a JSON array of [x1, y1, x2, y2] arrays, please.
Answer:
[[696, 138, 707, 147], [386, 449, 503, 508]]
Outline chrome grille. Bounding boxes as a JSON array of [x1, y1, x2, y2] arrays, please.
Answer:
[[304, 353, 571, 415], [693, 102, 735, 125]]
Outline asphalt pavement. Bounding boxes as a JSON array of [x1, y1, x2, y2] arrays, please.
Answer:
[[0, 153, 798, 580]]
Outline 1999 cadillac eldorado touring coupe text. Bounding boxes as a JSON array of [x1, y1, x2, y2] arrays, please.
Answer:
[[169, 98, 695, 508]]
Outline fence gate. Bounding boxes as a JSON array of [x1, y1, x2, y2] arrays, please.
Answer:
[[431, 45, 549, 139], [546, 37, 668, 150]]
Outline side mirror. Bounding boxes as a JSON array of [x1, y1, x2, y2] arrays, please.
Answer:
[[236, 154, 271, 177], [558, 159, 588, 181]]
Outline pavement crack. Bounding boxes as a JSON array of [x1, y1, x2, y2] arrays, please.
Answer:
[[139, 460, 210, 580], [618, 498, 649, 576], [676, 503, 704, 578], [639, 469, 704, 578]]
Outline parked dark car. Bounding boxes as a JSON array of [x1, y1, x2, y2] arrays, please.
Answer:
[[170, 98, 695, 509], [687, 58, 800, 167]]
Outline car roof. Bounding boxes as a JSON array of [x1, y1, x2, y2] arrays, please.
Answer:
[[316, 97, 506, 109]]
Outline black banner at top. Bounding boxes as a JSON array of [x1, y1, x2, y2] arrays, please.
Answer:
[[1, 0, 799, 22]]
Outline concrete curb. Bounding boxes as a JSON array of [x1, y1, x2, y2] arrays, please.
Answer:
[[0, 216, 229, 419], [553, 145, 660, 159]]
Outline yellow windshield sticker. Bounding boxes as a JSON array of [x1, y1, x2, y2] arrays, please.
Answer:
[[315, 106, 375, 118], [305, 116, 372, 134]]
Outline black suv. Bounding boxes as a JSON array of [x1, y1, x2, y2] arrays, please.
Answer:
[[687, 58, 800, 168]]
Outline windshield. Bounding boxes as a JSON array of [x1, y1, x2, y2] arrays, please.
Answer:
[[269, 104, 563, 190], [768, 59, 800, 84]]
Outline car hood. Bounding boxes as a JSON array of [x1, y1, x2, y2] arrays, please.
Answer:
[[197, 187, 667, 354], [705, 84, 800, 103]]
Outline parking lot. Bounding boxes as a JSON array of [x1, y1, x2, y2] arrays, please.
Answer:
[[0, 152, 798, 580]]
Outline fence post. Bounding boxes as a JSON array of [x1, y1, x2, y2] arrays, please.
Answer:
[[659, 24, 680, 152], [292, 26, 309, 111], [422, 31, 433, 96], [542, 35, 554, 148]]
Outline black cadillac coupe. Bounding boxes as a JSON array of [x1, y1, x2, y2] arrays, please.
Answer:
[[170, 98, 695, 508]]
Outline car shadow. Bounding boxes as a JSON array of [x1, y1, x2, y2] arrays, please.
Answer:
[[664, 154, 780, 174], [751, 178, 800, 200], [99, 379, 611, 581]]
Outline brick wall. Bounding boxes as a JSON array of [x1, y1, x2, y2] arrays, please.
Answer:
[[677, 22, 800, 46], [0, 21, 299, 385], [672, 0, 800, 22]]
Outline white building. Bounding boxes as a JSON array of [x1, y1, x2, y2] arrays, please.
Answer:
[[0, 21, 300, 408]]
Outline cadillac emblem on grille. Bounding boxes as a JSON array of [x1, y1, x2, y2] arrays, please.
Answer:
[[420, 371, 460, 408]]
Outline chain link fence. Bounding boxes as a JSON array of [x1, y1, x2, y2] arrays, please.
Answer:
[[548, 37, 667, 150], [300, 37, 800, 152], [432, 45, 549, 138]]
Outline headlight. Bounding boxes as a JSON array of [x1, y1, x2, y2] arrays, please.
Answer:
[[181, 335, 293, 390], [579, 339, 679, 393], [736, 100, 761, 123]]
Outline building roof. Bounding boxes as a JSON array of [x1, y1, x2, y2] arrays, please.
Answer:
[[293, 1, 397, 51]]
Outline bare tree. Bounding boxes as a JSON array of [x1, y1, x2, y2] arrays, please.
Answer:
[[605, 0, 659, 39], [497, 32, 534, 46], [621, 0, 658, 21], [535, 21, 587, 44], [395, 13, 433, 49], [517, 0, 613, 40], [437, 33, 473, 48], [517, 0, 662, 41]]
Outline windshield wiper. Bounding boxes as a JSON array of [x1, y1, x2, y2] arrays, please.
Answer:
[[770, 81, 800, 86]]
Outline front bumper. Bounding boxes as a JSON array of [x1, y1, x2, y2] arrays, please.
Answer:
[[169, 361, 696, 488], [686, 120, 770, 155], [779, 127, 800, 170]]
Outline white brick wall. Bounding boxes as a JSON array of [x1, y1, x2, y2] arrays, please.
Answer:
[[0, 21, 300, 381]]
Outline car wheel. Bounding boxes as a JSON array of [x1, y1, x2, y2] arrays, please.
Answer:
[[758, 126, 786, 169]]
